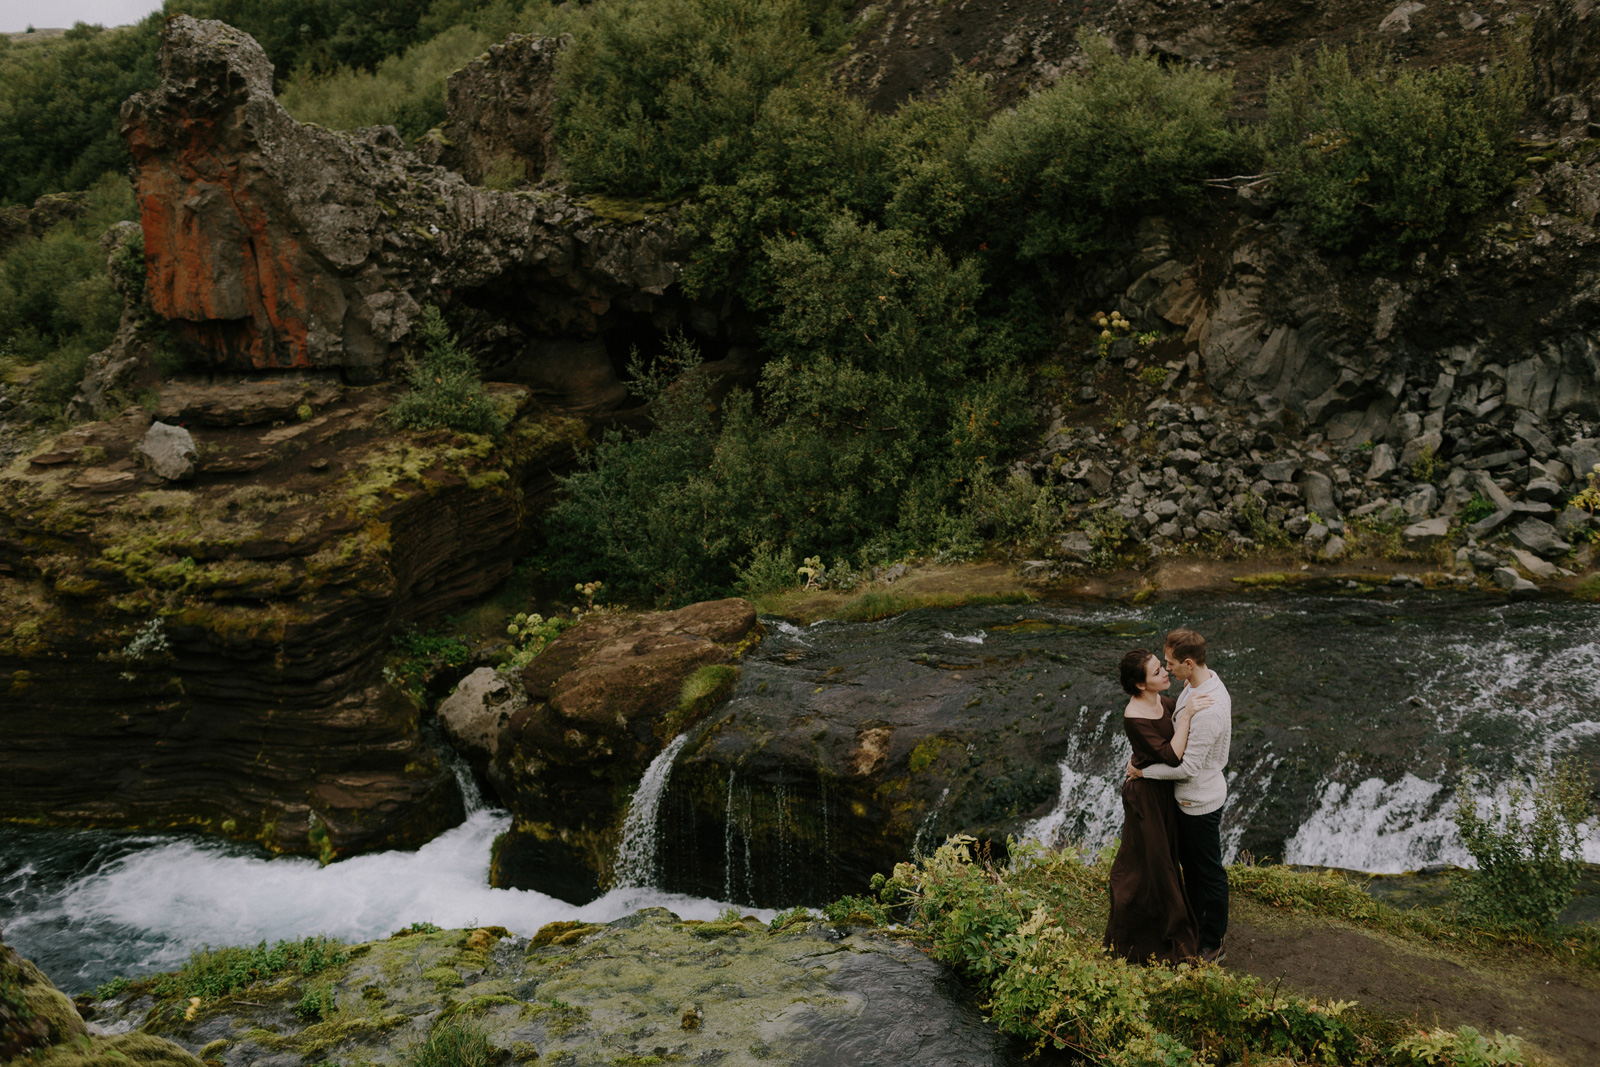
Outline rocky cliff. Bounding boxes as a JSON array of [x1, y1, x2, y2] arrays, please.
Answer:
[[121, 16, 678, 387]]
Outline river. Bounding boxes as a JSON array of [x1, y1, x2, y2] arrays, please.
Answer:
[[3, 590, 1596, 993]]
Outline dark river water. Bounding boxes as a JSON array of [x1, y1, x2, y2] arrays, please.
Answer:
[[3, 591, 1596, 993]]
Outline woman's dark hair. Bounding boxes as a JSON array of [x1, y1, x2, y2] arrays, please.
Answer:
[[1119, 648, 1156, 696]]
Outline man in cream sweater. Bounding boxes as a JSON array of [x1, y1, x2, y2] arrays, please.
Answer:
[[1127, 628, 1231, 962]]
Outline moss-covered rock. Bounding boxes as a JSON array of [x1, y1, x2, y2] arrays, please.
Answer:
[[488, 599, 762, 898], [90, 914, 1016, 1067], [2, 933, 198, 1067]]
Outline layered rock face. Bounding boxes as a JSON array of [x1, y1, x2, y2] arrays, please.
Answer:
[[0, 376, 587, 857], [489, 599, 762, 902], [122, 16, 677, 376]]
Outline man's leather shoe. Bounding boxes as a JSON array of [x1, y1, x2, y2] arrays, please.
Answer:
[[1200, 945, 1225, 963]]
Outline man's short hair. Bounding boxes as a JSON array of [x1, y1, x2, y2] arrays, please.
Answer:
[[1165, 628, 1207, 666]]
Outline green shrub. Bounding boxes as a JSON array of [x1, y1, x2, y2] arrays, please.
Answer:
[[1452, 757, 1592, 932], [388, 305, 505, 435], [0, 172, 138, 417], [406, 1018, 496, 1067], [553, 0, 849, 198], [150, 936, 348, 1000], [276, 24, 490, 140], [968, 31, 1245, 265], [1459, 492, 1498, 526], [872, 838, 1525, 1064], [295, 982, 337, 1020], [1266, 42, 1527, 269]]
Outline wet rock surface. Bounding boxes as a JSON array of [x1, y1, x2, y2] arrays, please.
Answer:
[[94, 916, 1020, 1067], [489, 600, 762, 899]]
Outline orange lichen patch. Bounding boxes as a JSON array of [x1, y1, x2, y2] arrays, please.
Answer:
[[135, 128, 329, 369]]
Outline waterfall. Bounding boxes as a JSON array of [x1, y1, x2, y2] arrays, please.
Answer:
[[613, 734, 691, 889], [1021, 705, 1123, 853], [434, 738, 489, 817]]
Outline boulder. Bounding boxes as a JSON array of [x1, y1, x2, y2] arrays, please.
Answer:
[[1297, 469, 1340, 519], [101, 915, 1016, 1067], [2, 933, 200, 1067], [1378, 1, 1426, 33], [1059, 530, 1095, 563], [1493, 567, 1540, 599], [437, 666, 523, 769], [1403, 485, 1439, 522], [1319, 535, 1347, 561], [1507, 518, 1573, 560], [1366, 443, 1398, 480], [1509, 548, 1559, 580], [1524, 477, 1564, 503], [1403, 517, 1452, 546], [490, 600, 761, 899], [428, 33, 563, 186], [1400, 431, 1443, 474], [1555, 506, 1596, 540], [133, 422, 198, 481]]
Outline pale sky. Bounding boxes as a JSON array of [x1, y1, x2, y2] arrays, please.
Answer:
[[2, 0, 162, 34]]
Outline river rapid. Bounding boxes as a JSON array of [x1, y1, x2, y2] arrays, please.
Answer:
[[3, 590, 1597, 993]]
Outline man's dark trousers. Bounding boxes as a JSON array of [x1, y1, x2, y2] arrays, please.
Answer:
[[1179, 808, 1229, 951]]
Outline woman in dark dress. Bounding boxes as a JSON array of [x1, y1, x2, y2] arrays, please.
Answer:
[[1104, 648, 1210, 964]]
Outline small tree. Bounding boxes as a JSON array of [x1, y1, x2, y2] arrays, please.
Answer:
[[1452, 757, 1593, 931], [388, 306, 505, 435]]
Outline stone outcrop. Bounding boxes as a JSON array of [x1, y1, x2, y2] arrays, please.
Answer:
[[1532, 0, 1600, 135], [0, 191, 87, 255], [0, 376, 588, 858], [422, 33, 564, 187], [488, 599, 761, 901], [436, 665, 523, 770], [122, 16, 678, 376], [2, 932, 200, 1067], [92, 918, 1017, 1067]]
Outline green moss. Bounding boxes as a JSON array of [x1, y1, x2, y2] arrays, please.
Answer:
[[581, 195, 675, 224], [1575, 575, 1600, 602], [529, 922, 603, 948], [25, 1032, 205, 1067], [907, 736, 959, 774], [656, 663, 741, 741], [420, 967, 465, 991]]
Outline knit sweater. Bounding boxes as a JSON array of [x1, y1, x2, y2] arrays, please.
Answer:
[[1141, 670, 1231, 816]]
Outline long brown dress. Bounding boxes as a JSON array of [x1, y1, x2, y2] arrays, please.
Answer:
[[1104, 695, 1199, 964]]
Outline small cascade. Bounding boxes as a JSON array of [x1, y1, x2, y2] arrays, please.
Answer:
[[912, 787, 951, 858], [721, 770, 756, 906], [1021, 705, 1123, 852], [435, 739, 490, 817], [613, 734, 691, 888]]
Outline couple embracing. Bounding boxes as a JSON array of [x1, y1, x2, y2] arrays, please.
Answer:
[[1105, 628, 1231, 965]]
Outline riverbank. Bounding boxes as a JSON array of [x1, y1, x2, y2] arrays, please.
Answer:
[[741, 551, 1599, 627]]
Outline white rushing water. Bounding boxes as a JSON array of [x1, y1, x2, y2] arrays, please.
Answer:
[[613, 734, 691, 888], [5, 809, 767, 980]]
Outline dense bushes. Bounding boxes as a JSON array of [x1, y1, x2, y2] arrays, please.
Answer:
[[0, 173, 137, 415], [1266, 42, 1528, 269], [970, 32, 1244, 264], [0, 19, 163, 205]]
